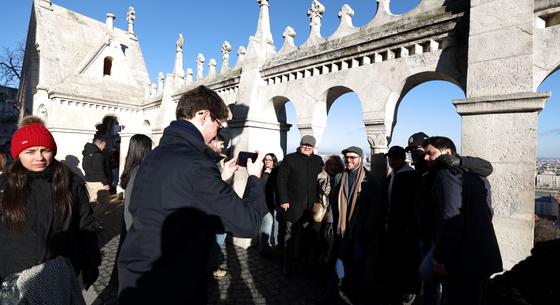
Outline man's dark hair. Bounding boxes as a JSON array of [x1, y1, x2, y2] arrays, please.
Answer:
[[211, 133, 225, 142], [176, 85, 229, 120], [422, 136, 457, 155], [93, 134, 105, 144]]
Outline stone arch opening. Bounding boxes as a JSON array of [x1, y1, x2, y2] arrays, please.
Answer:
[[103, 56, 113, 76], [391, 72, 465, 150], [321, 86, 369, 157], [95, 114, 120, 191], [534, 68, 560, 242], [266, 96, 300, 157]]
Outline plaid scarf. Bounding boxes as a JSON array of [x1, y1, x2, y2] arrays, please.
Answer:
[[337, 165, 365, 235]]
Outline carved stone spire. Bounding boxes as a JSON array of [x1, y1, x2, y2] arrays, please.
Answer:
[[221, 41, 232, 73], [127, 7, 136, 35], [196, 53, 205, 80], [173, 34, 185, 78], [255, 0, 274, 45], [304, 0, 325, 46], [279, 26, 297, 54]]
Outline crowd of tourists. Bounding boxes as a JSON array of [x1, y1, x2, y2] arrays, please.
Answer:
[[0, 85, 503, 305]]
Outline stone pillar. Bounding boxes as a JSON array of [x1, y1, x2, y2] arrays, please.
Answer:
[[464, 0, 542, 269], [365, 122, 389, 186], [454, 92, 549, 269], [118, 133, 134, 194]]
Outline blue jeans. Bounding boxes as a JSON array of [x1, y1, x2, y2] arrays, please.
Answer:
[[260, 211, 278, 254], [419, 240, 442, 305], [335, 237, 366, 289], [210, 233, 226, 269]]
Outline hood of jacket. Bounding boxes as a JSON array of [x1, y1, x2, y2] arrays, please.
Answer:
[[82, 142, 101, 156]]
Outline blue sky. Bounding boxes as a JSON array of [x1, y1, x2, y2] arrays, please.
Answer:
[[2, 1, 559, 158]]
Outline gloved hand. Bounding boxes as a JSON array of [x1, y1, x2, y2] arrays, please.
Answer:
[[437, 154, 464, 175], [82, 268, 99, 290], [437, 154, 461, 168]]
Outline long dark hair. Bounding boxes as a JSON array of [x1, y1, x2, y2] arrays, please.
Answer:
[[120, 134, 152, 189], [261, 153, 278, 175], [1, 159, 73, 230]]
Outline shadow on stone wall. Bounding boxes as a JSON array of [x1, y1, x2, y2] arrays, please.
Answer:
[[488, 239, 560, 305]]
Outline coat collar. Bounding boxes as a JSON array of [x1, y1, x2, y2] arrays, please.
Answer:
[[161, 120, 222, 162]]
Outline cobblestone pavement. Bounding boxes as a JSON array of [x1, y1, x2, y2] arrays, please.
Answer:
[[85, 200, 326, 305]]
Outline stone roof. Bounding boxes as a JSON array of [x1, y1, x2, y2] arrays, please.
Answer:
[[32, 0, 150, 105]]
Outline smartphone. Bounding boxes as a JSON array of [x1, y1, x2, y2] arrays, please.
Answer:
[[237, 151, 258, 167]]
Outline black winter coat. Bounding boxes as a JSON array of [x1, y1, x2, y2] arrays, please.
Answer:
[[0, 165, 101, 282], [331, 169, 380, 241], [82, 142, 108, 184], [117, 120, 266, 304], [432, 169, 502, 276], [276, 151, 323, 223]]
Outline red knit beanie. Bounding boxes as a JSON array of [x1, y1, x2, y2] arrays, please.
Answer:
[[10, 123, 58, 159]]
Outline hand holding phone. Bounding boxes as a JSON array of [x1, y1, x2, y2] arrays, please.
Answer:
[[237, 151, 258, 167]]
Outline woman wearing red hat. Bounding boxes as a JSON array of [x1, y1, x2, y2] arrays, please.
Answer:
[[0, 117, 101, 300]]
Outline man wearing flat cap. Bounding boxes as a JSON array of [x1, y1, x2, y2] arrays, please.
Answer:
[[326, 145, 378, 303], [276, 135, 323, 276]]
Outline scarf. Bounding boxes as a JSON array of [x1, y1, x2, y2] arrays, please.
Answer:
[[337, 165, 365, 235]]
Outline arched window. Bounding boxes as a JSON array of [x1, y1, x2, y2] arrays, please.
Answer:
[[103, 57, 113, 76]]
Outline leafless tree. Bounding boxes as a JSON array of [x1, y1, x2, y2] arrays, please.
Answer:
[[0, 41, 24, 88]]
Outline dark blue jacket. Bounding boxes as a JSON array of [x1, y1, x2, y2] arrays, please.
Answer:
[[432, 169, 502, 276], [117, 120, 266, 304]]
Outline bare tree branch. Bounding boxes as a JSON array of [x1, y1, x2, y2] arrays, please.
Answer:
[[0, 41, 24, 88]]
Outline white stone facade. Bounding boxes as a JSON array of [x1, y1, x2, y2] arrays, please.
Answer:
[[18, 0, 560, 267]]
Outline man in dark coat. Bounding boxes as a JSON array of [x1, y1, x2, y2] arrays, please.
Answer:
[[82, 134, 109, 204], [276, 135, 323, 275], [382, 145, 421, 305], [320, 146, 378, 304], [117, 86, 267, 305], [407, 131, 495, 305], [423, 136, 502, 305]]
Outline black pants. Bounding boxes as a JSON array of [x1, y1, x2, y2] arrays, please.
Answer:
[[445, 274, 489, 305], [283, 219, 306, 273]]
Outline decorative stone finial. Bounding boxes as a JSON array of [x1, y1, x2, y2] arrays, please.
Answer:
[[127, 7, 136, 34], [257, 0, 269, 6], [208, 58, 217, 78], [279, 26, 297, 54], [221, 41, 232, 73], [304, 0, 325, 45], [196, 53, 205, 80], [173, 34, 185, 78], [176, 34, 184, 52], [186, 68, 194, 82], [236, 46, 246, 67], [331, 4, 357, 39], [338, 4, 354, 25]]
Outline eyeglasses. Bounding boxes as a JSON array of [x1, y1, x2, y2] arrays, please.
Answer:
[[264, 158, 273, 161], [209, 114, 226, 130]]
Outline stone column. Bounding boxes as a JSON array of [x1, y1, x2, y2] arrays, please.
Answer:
[[454, 92, 549, 269], [365, 122, 389, 186]]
